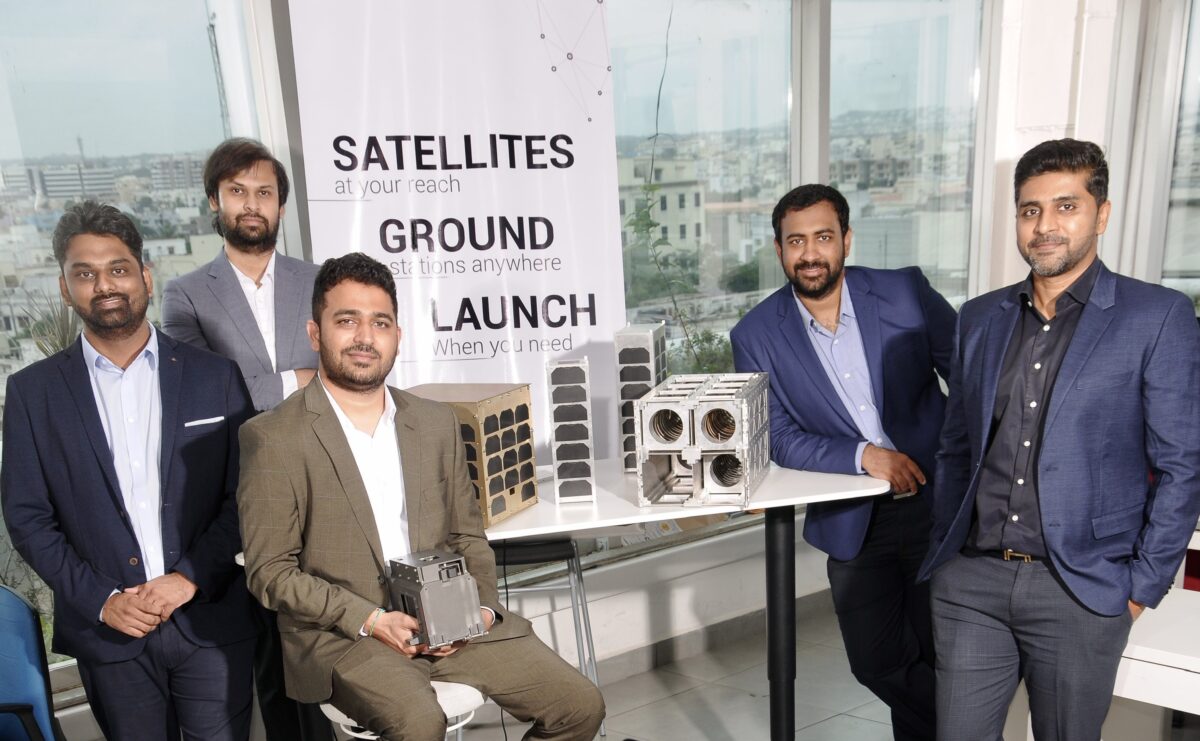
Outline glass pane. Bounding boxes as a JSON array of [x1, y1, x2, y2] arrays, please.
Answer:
[[1162, 3, 1200, 314], [830, 0, 984, 306], [610, 0, 791, 373], [0, 1, 233, 661]]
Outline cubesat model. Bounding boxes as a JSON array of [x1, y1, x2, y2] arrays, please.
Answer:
[[387, 550, 487, 648], [635, 373, 770, 507], [546, 358, 596, 502], [407, 383, 538, 527], [614, 324, 668, 472]]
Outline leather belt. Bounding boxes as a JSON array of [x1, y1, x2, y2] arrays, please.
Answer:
[[963, 547, 1041, 563]]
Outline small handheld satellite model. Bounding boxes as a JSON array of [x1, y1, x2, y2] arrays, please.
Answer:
[[635, 373, 770, 507], [387, 550, 487, 648]]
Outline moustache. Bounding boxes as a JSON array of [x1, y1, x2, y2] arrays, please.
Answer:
[[91, 293, 129, 308], [1028, 236, 1068, 249], [343, 344, 380, 358], [793, 260, 830, 273]]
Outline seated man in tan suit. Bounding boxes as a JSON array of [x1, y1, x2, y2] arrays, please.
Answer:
[[236, 253, 605, 740]]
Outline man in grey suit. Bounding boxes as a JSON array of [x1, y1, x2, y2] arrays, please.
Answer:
[[162, 138, 319, 412], [162, 138, 329, 740]]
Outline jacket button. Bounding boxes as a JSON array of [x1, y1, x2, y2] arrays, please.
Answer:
[[129, 557, 139, 566], [377, 576, 386, 585]]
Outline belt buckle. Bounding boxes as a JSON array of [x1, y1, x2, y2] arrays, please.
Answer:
[[1002, 548, 1033, 563]]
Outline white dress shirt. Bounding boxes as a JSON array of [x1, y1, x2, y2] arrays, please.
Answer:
[[231, 251, 298, 398], [81, 325, 165, 581], [320, 380, 411, 562]]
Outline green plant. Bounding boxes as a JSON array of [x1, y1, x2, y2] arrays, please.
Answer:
[[24, 289, 80, 357]]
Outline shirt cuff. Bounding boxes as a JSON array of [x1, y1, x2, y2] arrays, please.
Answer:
[[99, 588, 120, 622], [854, 441, 868, 474], [281, 369, 299, 399]]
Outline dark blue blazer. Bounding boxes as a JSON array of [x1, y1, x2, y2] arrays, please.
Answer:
[[1, 331, 258, 664], [919, 263, 1200, 615], [731, 266, 956, 560]]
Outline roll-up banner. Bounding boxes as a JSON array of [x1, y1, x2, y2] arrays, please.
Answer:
[[288, 0, 626, 457]]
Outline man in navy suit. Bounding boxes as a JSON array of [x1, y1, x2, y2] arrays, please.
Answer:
[[732, 184, 955, 740], [1, 201, 258, 740], [919, 139, 1200, 740]]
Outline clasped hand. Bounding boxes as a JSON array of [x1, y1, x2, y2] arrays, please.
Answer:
[[102, 572, 198, 638]]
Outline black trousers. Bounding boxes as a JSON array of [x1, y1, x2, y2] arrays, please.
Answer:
[[254, 606, 334, 741], [825, 495, 936, 741], [78, 618, 255, 741]]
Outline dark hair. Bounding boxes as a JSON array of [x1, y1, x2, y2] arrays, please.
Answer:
[[52, 200, 144, 268], [203, 137, 291, 206], [772, 184, 851, 242], [312, 252, 398, 322], [1014, 138, 1108, 205]]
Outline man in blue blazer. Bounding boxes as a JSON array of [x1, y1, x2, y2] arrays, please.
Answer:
[[732, 184, 955, 740], [1, 201, 258, 740], [919, 139, 1200, 740]]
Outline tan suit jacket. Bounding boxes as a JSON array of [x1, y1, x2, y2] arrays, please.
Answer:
[[237, 381, 531, 703]]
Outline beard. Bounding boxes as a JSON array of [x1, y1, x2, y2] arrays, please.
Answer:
[[1021, 235, 1093, 277], [786, 258, 844, 300], [216, 210, 280, 254], [74, 290, 149, 341], [320, 342, 395, 393]]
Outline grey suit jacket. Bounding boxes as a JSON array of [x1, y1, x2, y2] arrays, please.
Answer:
[[236, 382, 532, 703], [162, 250, 319, 411]]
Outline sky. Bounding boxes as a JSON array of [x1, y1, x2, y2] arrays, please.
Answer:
[[0, 0, 225, 161], [0, 0, 982, 162]]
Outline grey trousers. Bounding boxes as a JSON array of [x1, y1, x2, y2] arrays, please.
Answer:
[[930, 554, 1132, 741]]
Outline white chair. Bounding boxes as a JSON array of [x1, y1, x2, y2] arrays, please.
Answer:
[[320, 681, 484, 740]]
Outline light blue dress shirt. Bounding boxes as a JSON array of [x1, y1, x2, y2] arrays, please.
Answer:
[[81, 324, 164, 581], [793, 282, 895, 473]]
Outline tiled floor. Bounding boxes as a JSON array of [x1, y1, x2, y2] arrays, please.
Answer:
[[458, 601, 1200, 741], [460, 606, 893, 740]]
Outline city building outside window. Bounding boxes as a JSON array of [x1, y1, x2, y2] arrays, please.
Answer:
[[1161, 0, 1200, 314]]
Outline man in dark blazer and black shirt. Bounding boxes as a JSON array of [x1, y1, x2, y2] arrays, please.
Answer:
[[920, 139, 1200, 740]]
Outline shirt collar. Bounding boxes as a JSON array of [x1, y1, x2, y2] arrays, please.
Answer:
[[318, 375, 397, 438], [793, 278, 856, 333], [231, 250, 276, 289], [80, 322, 159, 374], [1018, 257, 1101, 310]]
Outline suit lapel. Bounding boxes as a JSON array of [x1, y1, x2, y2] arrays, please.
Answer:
[[391, 389, 424, 552], [847, 272, 886, 410], [207, 252, 275, 374], [1044, 265, 1117, 433], [975, 288, 1022, 450], [59, 340, 123, 501], [157, 333, 182, 493], [273, 255, 306, 368], [774, 287, 857, 431], [305, 384, 387, 571]]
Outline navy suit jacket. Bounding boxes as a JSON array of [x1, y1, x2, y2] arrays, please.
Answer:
[[731, 266, 956, 560], [1, 331, 258, 664], [919, 263, 1200, 615]]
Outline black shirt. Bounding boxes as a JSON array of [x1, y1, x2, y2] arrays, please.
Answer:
[[968, 258, 1101, 557]]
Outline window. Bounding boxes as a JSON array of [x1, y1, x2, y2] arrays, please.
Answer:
[[0, 0, 243, 663], [695, 222, 702, 238], [619, 199, 626, 216], [830, 0, 984, 305], [611, 0, 791, 373], [1161, 1, 1200, 314]]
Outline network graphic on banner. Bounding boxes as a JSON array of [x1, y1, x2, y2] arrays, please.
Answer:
[[289, 0, 626, 457]]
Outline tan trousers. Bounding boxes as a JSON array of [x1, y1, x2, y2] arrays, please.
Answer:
[[327, 632, 605, 741]]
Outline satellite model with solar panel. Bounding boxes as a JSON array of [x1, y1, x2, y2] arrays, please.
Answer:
[[406, 383, 538, 526], [545, 358, 596, 502], [613, 324, 668, 472]]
